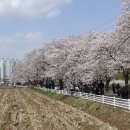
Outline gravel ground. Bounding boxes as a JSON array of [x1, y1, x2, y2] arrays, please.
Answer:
[[0, 88, 117, 130]]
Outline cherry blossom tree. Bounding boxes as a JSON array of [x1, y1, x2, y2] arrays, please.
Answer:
[[10, 61, 25, 84], [11, 0, 130, 88], [108, 0, 130, 85]]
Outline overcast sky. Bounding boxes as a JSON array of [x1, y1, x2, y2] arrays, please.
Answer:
[[0, 0, 121, 59]]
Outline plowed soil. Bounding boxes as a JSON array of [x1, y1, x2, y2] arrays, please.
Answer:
[[0, 88, 117, 130]]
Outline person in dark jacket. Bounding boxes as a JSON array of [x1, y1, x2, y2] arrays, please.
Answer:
[[116, 83, 121, 94], [59, 79, 64, 90], [98, 80, 104, 95], [84, 84, 91, 93], [51, 80, 55, 89], [112, 82, 116, 94]]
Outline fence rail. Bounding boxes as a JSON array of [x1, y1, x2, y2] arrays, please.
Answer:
[[38, 87, 130, 110]]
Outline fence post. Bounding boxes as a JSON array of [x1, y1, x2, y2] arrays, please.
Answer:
[[94, 94, 95, 101], [86, 93, 88, 99], [128, 99, 130, 110], [102, 95, 104, 103], [113, 97, 116, 107], [65, 90, 68, 95], [80, 92, 82, 97]]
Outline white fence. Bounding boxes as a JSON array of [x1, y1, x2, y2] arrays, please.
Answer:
[[38, 87, 130, 110], [16, 85, 28, 88]]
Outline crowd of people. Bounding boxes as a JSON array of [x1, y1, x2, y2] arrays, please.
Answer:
[[112, 82, 121, 95], [69, 80, 105, 95], [33, 77, 130, 98], [40, 78, 105, 95]]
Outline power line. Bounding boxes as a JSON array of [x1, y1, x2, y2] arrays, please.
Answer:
[[90, 14, 119, 31], [98, 25, 115, 32]]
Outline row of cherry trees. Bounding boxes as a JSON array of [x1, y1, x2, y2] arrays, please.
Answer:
[[11, 0, 130, 87]]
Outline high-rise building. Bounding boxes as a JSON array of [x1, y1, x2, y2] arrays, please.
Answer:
[[0, 58, 19, 82]]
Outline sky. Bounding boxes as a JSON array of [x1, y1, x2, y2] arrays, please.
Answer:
[[0, 0, 121, 59]]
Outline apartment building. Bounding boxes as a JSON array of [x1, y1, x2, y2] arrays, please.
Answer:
[[0, 58, 18, 81]]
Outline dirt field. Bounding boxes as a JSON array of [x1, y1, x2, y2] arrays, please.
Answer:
[[0, 88, 117, 130]]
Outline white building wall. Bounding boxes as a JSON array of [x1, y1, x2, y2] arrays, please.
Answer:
[[0, 59, 4, 80], [0, 59, 18, 81], [5, 59, 10, 79]]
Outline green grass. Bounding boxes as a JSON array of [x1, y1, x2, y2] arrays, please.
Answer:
[[32, 88, 57, 97], [32, 88, 65, 100], [84, 101, 93, 109], [114, 71, 130, 80], [74, 99, 101, 113], [114, 72, 124, 80]]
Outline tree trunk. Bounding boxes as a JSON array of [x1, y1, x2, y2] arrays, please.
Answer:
[[28, 79, 33, 87], [123, 69, 129, 86], [105, 77, 111, 91], [59, 78, 64, 90]]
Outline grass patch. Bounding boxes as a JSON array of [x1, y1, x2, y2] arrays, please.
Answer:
[[84, 101, 93, 109], [32, 88, 101, 114], [33, 88, 57, 97], [73, 99, 101, 113], [114, 71, 130, 80], [74, 99, 92, 109], [32, 88, 66, 99]]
